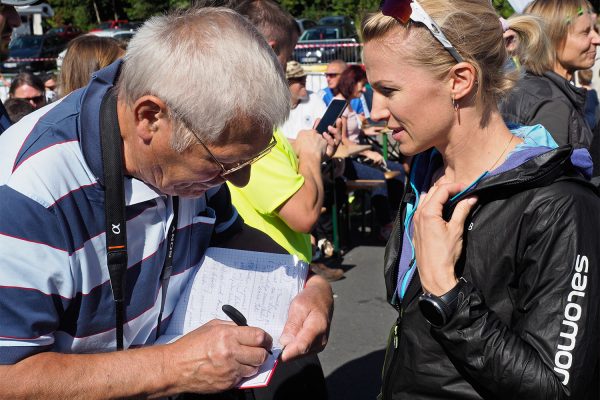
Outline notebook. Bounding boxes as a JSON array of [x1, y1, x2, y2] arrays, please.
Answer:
[[155, 247, 309, 388]]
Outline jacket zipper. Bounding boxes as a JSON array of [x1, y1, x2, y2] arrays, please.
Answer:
[[382, 184, 411, 400]]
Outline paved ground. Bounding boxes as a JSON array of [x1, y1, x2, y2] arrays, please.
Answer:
[[318, 245, 398, 400]]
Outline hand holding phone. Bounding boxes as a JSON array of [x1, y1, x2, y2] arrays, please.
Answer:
[[315, 99, 347, 135]]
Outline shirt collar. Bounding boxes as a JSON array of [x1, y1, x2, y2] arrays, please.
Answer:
[[125, 177, 164, 205]]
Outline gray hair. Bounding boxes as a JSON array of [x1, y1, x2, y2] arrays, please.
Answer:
[[117, 7, 290, 151]]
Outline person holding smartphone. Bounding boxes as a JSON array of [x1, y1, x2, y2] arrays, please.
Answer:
[[362, 0, 600, 398]]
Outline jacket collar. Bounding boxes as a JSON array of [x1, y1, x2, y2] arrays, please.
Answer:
[[541, 71, 587, 112]]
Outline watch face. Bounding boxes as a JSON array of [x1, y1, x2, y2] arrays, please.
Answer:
[[418, 297, 446, 328]]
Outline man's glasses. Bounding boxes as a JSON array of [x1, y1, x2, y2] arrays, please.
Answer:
[[196, 134, 277, 178], [325, 73, 340, 78], [171, 108, 277, 178], [380, 0, 463, 63]]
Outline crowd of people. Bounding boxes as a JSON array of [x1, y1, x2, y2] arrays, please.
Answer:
[[0, 0, 600, 399]]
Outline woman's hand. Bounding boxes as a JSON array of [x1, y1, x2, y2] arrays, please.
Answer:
[[362, 125, 385, 136], [361, 149, 384, 165], [412, 183, 477, 296]]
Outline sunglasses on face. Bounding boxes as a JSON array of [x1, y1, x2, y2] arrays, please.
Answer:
[[325, 73, 341, 78], [19, 95, 46, 105], [380, 0, 463, 63]]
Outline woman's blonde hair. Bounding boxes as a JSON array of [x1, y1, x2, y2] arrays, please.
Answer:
[[59, 35, 125, 97], [361, 0, 548, 121], [505, 14, 554, 75], [525, 0, 594, 54]]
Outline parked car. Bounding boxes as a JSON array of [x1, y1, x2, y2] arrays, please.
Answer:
[[88, 29, 136, 42], [295, 18, 317, 33], [318, 15, 355, 30], [46, 25, 83, 41], [89, 20, 129, 32], [2, 34, 69, 73], [293, 25, 360, 64]]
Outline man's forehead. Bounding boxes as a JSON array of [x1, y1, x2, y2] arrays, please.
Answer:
[[327, 64, 344, 73]]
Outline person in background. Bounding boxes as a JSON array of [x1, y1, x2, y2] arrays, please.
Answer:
[[280, 61, 327, 140], [0, 0, 38, 134], [319, 59, 365, 114], [8, 72, 46, 110], [59, 35, 125, 97], [335, 64, 403, 240], [363, 0, 600, 397], [578, 68, 600, 129], [42, 73, 57, 103], [2, 97, 34, 123], [501, 0, 600, 175]]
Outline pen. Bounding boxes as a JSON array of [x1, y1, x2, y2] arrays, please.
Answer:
[[222, 304, 273, 355]]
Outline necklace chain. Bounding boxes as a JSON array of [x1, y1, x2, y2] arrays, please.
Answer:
[[488, 134, 514, 171]]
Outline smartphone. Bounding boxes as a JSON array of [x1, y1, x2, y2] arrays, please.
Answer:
[[315, 99, 347, 135]]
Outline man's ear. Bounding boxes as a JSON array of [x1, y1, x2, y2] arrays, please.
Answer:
[[267, 39, 279, 55], [132, 95, 168, 142], [449, 62, 478, 103]]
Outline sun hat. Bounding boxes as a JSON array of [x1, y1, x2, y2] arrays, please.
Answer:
[[286, 61, 307, 80]]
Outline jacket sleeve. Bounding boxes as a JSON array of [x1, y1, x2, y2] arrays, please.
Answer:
[[431, 185, 600, 399], [528, 99, 571, 146]]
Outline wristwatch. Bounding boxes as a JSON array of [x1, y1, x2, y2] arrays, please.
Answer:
[[418, 277, 468, 328]]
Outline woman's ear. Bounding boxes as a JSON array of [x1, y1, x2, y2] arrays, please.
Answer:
[[449, 62, 478, 103]]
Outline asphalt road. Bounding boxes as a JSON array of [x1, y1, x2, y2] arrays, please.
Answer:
[[319, 245, 398, 400]]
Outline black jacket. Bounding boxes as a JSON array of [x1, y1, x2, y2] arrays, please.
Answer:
[[501, 71, 600, 176], [381, 146, 600, 399]]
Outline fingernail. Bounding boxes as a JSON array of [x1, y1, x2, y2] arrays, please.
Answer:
[[468, 197, 478, 205]]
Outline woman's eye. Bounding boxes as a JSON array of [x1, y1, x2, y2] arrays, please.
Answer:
[[379, 87, 395, 97]]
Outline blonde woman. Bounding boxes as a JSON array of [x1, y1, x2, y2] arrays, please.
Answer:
[[362, 0, 600, 398], [501, 0, 600, 175], [58, 35, 124, 97]]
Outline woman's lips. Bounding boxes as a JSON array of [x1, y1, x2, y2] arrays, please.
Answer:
[[390, 127, 406, 141]]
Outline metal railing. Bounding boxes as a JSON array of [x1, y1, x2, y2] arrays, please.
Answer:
[[293, 39, 363, 64]]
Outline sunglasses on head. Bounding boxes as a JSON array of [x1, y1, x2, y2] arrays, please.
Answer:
[[380, 0, 463, 63]]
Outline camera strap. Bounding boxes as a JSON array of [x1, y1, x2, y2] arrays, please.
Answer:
[[99, 88, 178, 350]]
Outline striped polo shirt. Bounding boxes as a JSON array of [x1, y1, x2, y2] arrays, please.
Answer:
[[0, 61, 241, 364]]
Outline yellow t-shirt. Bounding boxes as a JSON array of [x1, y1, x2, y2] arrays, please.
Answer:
[[228, 129, 312, 262]]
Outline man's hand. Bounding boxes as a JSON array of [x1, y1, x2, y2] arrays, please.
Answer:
[[279, 275, 333, 362], [166, 319, 272, 393], [304, 117, 342, 160]]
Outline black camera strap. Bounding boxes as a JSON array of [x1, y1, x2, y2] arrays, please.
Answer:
[[99, 88, 178, 350]]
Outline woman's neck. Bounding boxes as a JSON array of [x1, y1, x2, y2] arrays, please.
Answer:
[[434, 111, 521, 186], [553, 62, 573, 81]]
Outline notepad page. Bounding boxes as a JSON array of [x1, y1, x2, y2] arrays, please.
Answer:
[[156, 247, 309, 387]]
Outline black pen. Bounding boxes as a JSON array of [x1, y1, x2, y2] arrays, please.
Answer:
[[222, 304, 273, 355]]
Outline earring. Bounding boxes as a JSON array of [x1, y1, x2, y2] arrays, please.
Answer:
[[452, 94, 461, 125], [452, 95, 459, 111]]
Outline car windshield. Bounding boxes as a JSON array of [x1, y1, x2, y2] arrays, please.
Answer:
[[9, 36, 43, 50], [300, 28, 340, 41]]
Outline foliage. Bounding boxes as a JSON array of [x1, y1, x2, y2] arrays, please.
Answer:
[[491, 0, 516, 18], [42, 0, 514, 32], [45, 0, 191, 30]]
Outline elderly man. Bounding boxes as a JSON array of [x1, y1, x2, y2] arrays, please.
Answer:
[[0, 0, 37, 133], [280, 61, 327, 140], [0, 8, 331, 398]]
